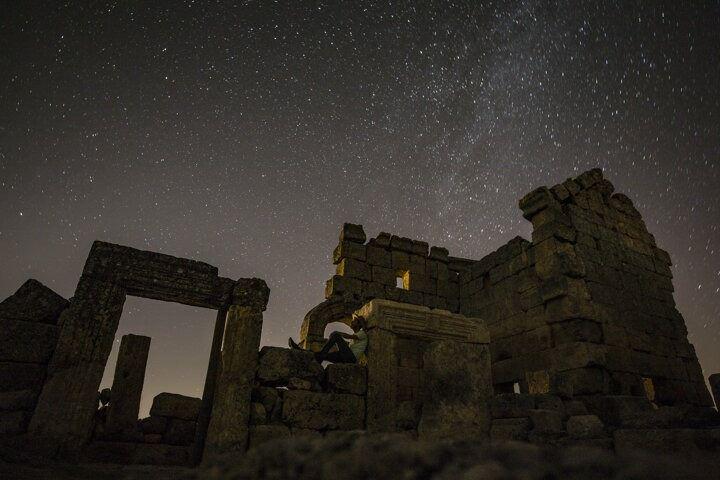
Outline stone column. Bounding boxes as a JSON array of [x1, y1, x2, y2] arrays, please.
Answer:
[[28, 276, 126, 452], [710, 374, 720, 409], [203, 305, 263, 461], [105, 334, 151, 440], [191, 306, 228, 464], [365, 327, 397, 432]]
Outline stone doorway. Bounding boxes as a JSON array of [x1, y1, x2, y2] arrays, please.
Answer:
[[99, 297, 217, 418]]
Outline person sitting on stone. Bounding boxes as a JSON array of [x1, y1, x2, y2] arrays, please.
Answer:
[[288, 315, 367, 364]]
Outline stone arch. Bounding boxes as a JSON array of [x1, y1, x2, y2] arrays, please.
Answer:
[[299, 296, 360, 350]]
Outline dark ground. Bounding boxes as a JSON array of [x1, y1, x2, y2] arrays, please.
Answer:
[[2, 433, 718, 480]]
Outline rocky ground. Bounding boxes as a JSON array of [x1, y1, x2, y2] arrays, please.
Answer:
[[3, 432, 717, 480]]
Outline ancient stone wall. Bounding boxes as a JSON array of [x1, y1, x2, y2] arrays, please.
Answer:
[[0, 279, 68, 436], [87, 392, 201, 466], [247, 346, 367, 449], [461, 169, 713, 418], [358, 299, 492, 440], [300, 224, 471, 349], [21, 240, 270, 461]]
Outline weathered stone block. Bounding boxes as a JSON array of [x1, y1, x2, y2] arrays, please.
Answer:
[[371, 232, 391, 248], [337, 258, 371, 281], [340, 223, 366, 244], [564, 400, 588, 416], [528, 409, 564, 433], [366, 245, 391, 268], [325, 363, 367, 395], [551, 319, 602, 344], [325, 274, 359, 299], [282, 390, 364, 431], [490, 394, 535, 419], [566, 414, 605, 439], [256, 346, 324, 387], [139, 415, 167, 435], [248, 424, 290, 449], [205, 305, 263, 458], [0, 410, 29, 435], [0, 319, 59, 364], [490, 417, 531, 442], [287, 377, 318, 391], [0, 389, 36, 411], [132, 443, 189, 466], [371, 266, 396, 287], [709, 374, 720, 409], [333, 241, 367, 264], [249, 402, 267, 425], [390, 236, 414, 253], [519, 187, 559, 221], [251, 387, 281, 422], [162, 418, 196, 446], [149, 393, 201, 421], [0, 279, 68, 324], [429, 246, 449, 262], [0, 362, 46, 392]]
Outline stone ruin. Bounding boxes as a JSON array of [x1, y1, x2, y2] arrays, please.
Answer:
[[0, 169, 718, 468]]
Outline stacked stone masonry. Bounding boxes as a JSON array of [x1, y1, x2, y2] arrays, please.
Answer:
[[1, 168, 718, 468], [300, 224, 473, 350], [0, 280, 68, 436], [460, 169, 714, 420], [248, 346, 367, 449]]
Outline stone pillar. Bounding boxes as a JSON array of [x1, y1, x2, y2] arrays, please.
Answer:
[[710, 374, 720, 409], [203, 305, 263, 461], [191, 306, 228, 464], [28, 276, 126, 452], [105, 334, 151, 440]]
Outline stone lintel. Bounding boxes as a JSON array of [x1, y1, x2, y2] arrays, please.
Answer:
[[355, 299, 489, 344]]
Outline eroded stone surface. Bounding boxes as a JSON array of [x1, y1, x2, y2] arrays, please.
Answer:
[[150, 393, 201, 421], [282, 390, 364, 431], [0, 279, 68, 325], [256, 347, 323, 387]]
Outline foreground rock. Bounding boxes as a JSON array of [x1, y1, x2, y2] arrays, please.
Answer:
[[190, 433, 717, 480]]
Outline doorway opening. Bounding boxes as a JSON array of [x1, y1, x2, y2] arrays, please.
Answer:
[[99, 296, 217, 418]]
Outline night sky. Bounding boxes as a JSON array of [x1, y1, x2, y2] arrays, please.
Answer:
[[1, 2, 718, 416]]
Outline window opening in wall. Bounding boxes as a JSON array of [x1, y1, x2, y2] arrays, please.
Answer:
[[396, 270, 410, 290], [513, 382, 521, 394], [642, 377, 656, 403]]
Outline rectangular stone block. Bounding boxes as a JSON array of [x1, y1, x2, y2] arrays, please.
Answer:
[[282, 390, 364, 431], [150, 393, 201, 420], [0, 389, 36, 411], [0, 319, 59, 364], [371, 266, 396, 287], [325, 363, 367, 395], [366, 245, 391, 268], [336, 258, 371, 281], [490, 417, 530, 442], [418, 340, 492, 441], [333, 241, 367, 264], [0, 362, 46, 392], [0, 279, 68, 325], [0, 410, 29, 435]]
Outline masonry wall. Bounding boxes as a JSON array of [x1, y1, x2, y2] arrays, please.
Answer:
[[326, 224, 467, 312], [0, 280, 68, 436], [461, 169, 713, 410]]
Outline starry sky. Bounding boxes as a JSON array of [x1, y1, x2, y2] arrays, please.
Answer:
[[1, 1, 718, 416]]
